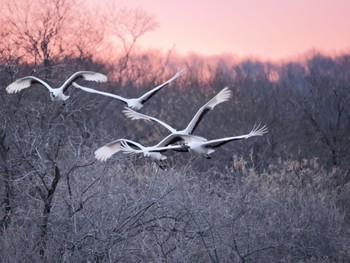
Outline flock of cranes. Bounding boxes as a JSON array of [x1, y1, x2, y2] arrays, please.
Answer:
[[6, 70, 267, 168]]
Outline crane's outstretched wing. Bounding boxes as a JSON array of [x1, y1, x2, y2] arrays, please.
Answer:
[[72, 82, 129, 105], [184, 87, 232, 134], [6, 76, 52, 94], [123, 107, 177, 133], [95, 139, 142, 162], [62, 71, 108, 92], [200, 124, 268, 149], [138, 69, 185, 104]]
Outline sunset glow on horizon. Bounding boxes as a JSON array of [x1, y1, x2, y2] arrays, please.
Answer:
[[93, 0, 350, 61]]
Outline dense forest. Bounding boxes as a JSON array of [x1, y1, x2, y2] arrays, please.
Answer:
[[0, 0, 349, 262]]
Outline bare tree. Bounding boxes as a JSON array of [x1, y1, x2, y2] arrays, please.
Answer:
[[0, 0, 106, 75], [105, 6, 159, 85], [1, 0, 73, 67]]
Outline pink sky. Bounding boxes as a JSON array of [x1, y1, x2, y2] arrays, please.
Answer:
[[97, 0, 350, 61]]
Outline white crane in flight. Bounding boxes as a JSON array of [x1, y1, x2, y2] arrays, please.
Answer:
[[180, 124, 268, 159], [6, 71, 108, 101], [123, 87, 232, 146], [95, 138, 184, 169], [72, 70, 185, 110]]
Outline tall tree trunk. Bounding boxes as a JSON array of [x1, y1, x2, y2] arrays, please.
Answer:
[[39, 164, 61, 257], [0, 131, 12, 232]]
